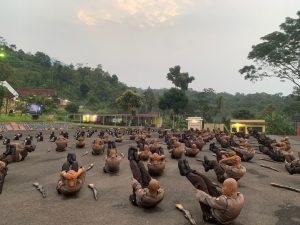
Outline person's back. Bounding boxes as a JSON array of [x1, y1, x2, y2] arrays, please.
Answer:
[[104, 149, 122, 173], [62, 168, 85, 188]]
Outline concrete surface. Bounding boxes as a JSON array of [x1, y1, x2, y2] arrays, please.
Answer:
[[0, 131, 299, 225]]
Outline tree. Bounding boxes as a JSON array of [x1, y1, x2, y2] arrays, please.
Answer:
[[240, 11, 300, 90], [167, 65, 195, 90], [159, 88, 188, 128], [34, 51, 51, 67], [80, 83, 89, 97], [65, 102, 79, 114], [232, 109, 254, 119], [190, 89, 216, 122], [142, 87, 157, 113], [110, 74, 119, 85], [266, 112, 295, 135], [116, 89, 143, 116], [0, 86, 5, 111], [0, 63, 16, 83]]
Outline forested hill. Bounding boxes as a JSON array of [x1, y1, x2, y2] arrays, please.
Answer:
[[0, 43, 128, 111], [0, 41, 300, 126]]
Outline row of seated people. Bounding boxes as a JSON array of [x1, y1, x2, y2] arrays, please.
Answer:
[[256, 134, 300, 174], [209, 142, 255, 162], [0, 136, 245, 225], [135, 141, 166, 176], [166, 134, 206, 159], [0, 138, 36, 163], [203, 149, 247, 183], [128, 145, 244, 225]]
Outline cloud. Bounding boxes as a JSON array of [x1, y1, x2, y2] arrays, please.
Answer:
[[77, 0, 193, 27], [77, 10, 96, 26]]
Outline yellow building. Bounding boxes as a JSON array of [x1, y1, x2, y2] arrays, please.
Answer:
[[230, 119, 266, 134]]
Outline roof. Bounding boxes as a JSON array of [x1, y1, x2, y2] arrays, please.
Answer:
[[292, 116, 300, 122], [230, 119, 266, 125], [17, 88, 57, 97], [71, 113, 160, 117]]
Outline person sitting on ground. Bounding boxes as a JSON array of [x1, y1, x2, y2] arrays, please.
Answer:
[[49, 131, 57, 142], [178, 159, 244, 224], [56, 153, 85, 195], [202, 150, 246, 183], [103, 131, 109, 143], [139, 144, 152, 161], [279, 141, 296, 163], [185, 144, 200, 157], [36, 132, 44, 142], [76, 135, 85, 148], [0, 143, 28, 163], [169, 141, 184, 159], [285, 151, 300, 175], [195, 137, 205, 151], [166, 136, 178, 150], [103, 147, 123, 174], [56, 135, 68, 152], [234, 137, 248, 147], [24, 137, 36, 153], [149, 139, 164, 155], [231, 144, 255, 162], [92, 137, 105, 155], [56, 167, 86, 195], [115, 134, 123, 143], [128, 146, 164, 208], [62, 153, 79, 172], [147, 153, 166, 176], [0, 160, 8, 194]]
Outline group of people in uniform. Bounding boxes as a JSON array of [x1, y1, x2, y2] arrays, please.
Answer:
[[255, 132, 300, 174], [0, 127, 299, 224]]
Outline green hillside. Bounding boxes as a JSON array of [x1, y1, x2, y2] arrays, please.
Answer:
[[0, 40, 299, 134]]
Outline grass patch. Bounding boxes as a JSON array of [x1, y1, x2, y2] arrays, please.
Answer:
[[0, 114, 64, 122]]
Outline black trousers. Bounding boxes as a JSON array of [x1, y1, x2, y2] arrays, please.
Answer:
[[0, 172, 6, 194], [130, 160, 151, 188], [129, 160, 151, 206]]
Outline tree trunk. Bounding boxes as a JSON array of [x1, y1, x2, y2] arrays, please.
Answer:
[[172, 113, 175, 129]]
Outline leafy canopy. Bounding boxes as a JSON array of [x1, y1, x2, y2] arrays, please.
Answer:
[[158, 88, 188, 114], [167, 65, 195, 90], [116, 89, 143, 115], [240, 11, 300, 89]]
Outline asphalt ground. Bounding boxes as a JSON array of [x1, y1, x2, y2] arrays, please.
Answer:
[[0, 130, 299, 225]]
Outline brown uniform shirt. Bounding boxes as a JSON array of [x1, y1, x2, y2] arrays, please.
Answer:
[[196, 190, 244, 224], [131, 179, 164, 208]]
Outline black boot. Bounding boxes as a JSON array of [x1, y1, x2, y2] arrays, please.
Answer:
[[204, 155, 209, 164], [129, 194, 138, 206], [203, 213, 219, 224], [217, 174, 225, 183], [203, 156, 211, 172], [128, 146, 138, 161], [209, 143, 215, 151], [183, 159, 191, 172], [285, 164, 294, 175], [178, 159, 191, 176]]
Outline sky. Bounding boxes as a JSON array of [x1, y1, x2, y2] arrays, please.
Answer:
[[0, 0, 299, 95]]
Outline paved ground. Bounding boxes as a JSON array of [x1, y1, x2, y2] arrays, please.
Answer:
[[0, 130, 300, 225]]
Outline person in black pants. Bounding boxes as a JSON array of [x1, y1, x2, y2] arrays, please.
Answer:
[[128, 146, 164, 208], [178, 159, 244, 224]]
